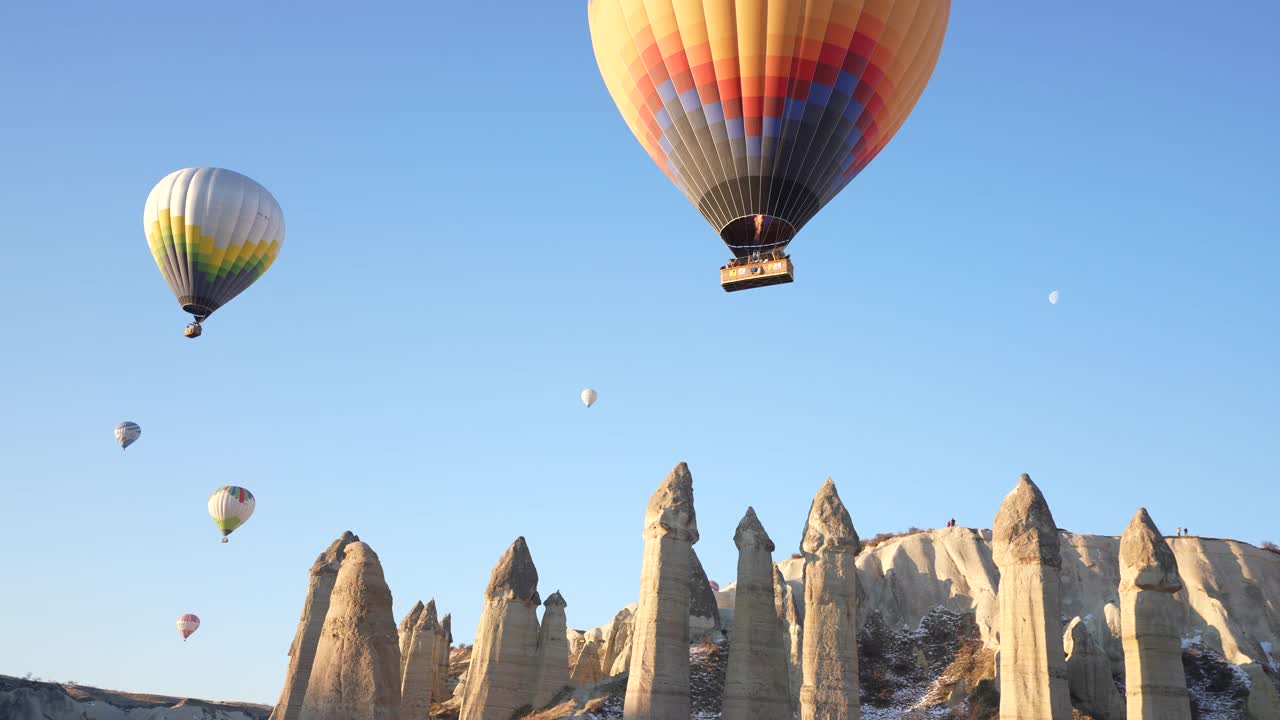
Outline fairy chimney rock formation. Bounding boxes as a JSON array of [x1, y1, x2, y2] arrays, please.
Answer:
[[270, 531, 360, 720], [799, 478, 861, 720], [723, 507, 791, 720], [459, 537, 542, 720], [689, 548, 722, 639], [433, 613, 452, 703], [1063, 616, 1124, 719], [1119, 508, 1192, 720], [398, 601, 425, 680], [774, 564, 804, 712], [531, 590, 571, 710], [623, 461, 699, 720], [299, 540, 402, 720], [992, 473, 1073, 720], [401, 600, 440, 720]]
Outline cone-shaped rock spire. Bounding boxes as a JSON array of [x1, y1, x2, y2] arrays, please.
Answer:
[[460, 538, 542, 720], [270, 531, 360, 720], [624, 462, 699, 720], [799, 479, 861, 720], [723, 507, 790, 720], [433, 613, 452, 703], [299, 541, 401, 720], [992, 474, 1072, 720], [400, 600, 440, 720], [531, 591, 571, 710], [1120, 508, 1191, 719]]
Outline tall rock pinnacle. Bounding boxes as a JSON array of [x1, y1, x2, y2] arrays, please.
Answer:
[[270, 531, 360, 720], [433, 613, 452, 704], [624, 462, 699, 720], [799, 479, 861, 720], [398, 601, 425, 681], [299, 541, 402, 720], [992, 474, 1072, 720], [723, 507, 790, 720], [400, 600, 440, 720], [1119, 508, 1191, 719], [460, 537, 542, 720], [531, 591, 571, 710]]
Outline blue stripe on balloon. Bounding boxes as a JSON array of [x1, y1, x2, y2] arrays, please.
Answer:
[[657, 80, 677, 103]]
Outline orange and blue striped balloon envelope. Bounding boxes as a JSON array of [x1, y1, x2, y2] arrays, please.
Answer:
[[588, 0, 949, 256]]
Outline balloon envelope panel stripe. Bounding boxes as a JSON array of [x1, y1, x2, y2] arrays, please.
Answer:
[[588, 0, 949, 255]]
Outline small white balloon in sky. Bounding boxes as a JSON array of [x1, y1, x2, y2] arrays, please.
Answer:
[[1048, 289, 1060, 305]]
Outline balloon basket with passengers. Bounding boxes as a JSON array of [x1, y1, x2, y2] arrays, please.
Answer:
[[587, 0, 948, 291]]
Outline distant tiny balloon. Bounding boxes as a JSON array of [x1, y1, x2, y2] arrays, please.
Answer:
[[115, 421, 141, 450], [1048, 290, 1060, 305], [581, 388, 598, 408], [176, 613, 200, 640]]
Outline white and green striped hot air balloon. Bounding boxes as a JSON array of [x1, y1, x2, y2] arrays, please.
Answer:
[[144, 168, 285, 338], [208, 486, 255, 543], [114, 421, 141, 450]]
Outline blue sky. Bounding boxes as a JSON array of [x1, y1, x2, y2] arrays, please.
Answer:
[[1, 1, 1276, 706]]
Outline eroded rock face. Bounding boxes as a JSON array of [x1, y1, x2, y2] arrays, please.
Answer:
[[398, 601, 425, 684], [1242, 663, 1280, 720], [774, 565, 804, 713], [270, 531, 360, 720], [1063, 616, 1123, 719], [992, 474, 1072, 720], [723, 507, 790, 720], [623, 462, 698, 720], [531, 591, 570, 710], [1120, 508, 1191, 720], [433, 614, 452, 704], [299, 541, 401, 720], [459, 537, 541, 720], [690, 549, 722, 640], [798, 479, 861, 720], [400, 600, 440, 720]]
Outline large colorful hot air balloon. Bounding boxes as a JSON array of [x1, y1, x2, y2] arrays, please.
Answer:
[[114, 421, 141, 450], [176, 613, 200, 640], [208, 486, 255, 543], [143, 168, 285, 337], [587, 0, 949, 291]]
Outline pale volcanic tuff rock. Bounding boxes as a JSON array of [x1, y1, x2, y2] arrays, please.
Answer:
[[689, 548, 722, 640], [400, 600, 440, 720], [569, 631, 606, 686], [601, 604, 638, 677], [459, 537, 542, 720], [1062, 616, 1124, 719], [1242, 663, 1280, 720], [991, 474, 1073, 720], [398, 601, 425, 682], [623, 462, 699, 720], [798, 478, 861, 720], [270, 531, 360, 720], [1120, 508, 1192, 720], [531, 591, 571, 710], [774, 564, 804, 713], [722, 507, 790, 720], [434, 614, 453, 703], [299, 541, 401, 720]]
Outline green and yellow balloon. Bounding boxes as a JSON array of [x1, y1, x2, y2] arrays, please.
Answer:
[[208, 485, 255, 543], [143, 168, 284, 338]]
